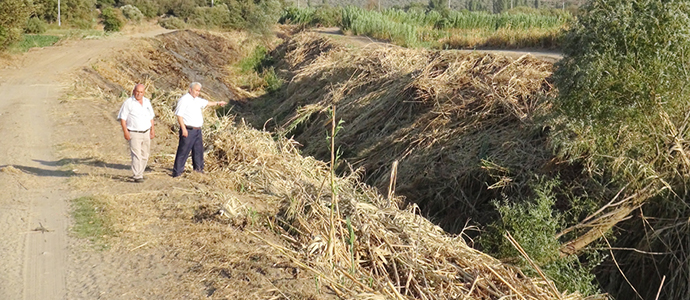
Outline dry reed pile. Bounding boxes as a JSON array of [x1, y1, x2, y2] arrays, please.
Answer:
[[76, 29, 603, 299], [269, 32, 558, 231], [204, 112, 596, 300]]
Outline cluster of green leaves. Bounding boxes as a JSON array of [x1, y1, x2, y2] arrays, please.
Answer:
[[237, 44, 283, 93], [480, 177, 600, 296], [552, 0, 690, 190]]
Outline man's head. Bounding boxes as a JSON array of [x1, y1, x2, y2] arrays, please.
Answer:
[[189, 82, 202, 98], [133, 84, 145, 101]]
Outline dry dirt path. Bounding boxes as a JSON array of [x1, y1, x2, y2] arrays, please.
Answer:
[[0, 27, 171, 300]]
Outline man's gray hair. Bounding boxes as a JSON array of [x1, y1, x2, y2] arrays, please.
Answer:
[[189, 82, 202, 89]]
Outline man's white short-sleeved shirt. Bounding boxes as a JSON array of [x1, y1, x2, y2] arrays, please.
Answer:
[[175, 93, 208, 128], [117, 96, 155, 131]]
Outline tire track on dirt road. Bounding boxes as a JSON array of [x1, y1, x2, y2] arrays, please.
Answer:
[[0, 28, 171, 300]]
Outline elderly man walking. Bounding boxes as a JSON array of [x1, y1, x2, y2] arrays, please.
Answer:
[[172, 82, 226, 177], [118, 84, 155, 183]]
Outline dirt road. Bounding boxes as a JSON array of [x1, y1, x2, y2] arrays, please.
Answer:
[[0, 27, 170, 300]]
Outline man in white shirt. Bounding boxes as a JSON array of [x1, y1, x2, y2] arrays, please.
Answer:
[[172, 82, 226, 177], [118, 84, 155, 183]]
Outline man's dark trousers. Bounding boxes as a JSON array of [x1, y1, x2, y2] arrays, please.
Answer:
[[172, 128, 204, 177]]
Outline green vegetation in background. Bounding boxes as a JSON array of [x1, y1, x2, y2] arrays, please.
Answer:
[[33, 0, 97, 27], [551, 0, 690, 298], [279, 5, 342, 27], [150, 0, 283, 35], [101, 7, 126, 32], [70, 196, 115, 250], [282, 5, 570, 49], [0, 0, 34, 49], [310, 0, 583, 12], [121, 4, 144, 23], [158, 16, 187, 29], [25, 17, 48, 34]]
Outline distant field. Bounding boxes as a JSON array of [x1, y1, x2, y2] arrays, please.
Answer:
[[281, 6, 571, 49], [287, 0, 585, 11]]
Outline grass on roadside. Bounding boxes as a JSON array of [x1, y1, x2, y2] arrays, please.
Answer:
[[9, 26, 109, 53], [70, 196, 116, 250], [13, 34, 60, 52]]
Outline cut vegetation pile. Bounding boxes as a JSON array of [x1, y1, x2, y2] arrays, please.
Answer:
[[75, 30, 604, 299], [267, 32, 557, 232]]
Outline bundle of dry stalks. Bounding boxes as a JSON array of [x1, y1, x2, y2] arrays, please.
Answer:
[[198, 112, 595, 299], [270, 32, 557, 231], [74, 29, 603, 299]]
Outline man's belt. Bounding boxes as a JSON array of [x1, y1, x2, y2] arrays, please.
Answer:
[[185, 126, 201, 130], [129, 128, 150, 133]]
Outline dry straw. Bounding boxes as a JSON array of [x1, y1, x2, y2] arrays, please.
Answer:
[[272, 32, 557, 231], [76, 29, 604, 299]]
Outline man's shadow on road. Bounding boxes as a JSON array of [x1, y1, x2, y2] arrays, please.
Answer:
[[0, 158, 133, 182]]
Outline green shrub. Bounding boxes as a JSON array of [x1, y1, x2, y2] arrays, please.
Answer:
[[262, 67, 283, 93], [24, 17, 47, 34], [121, 4, 144, 22], [480, 177, 600, 296], [101, 7, 125, 32], [168, 0, 206, 19], [70, 18, 96, 29], [120, 0, 161, 18], [188, 4, 232, 29], [158, 16, 186, 29], [239, 44, 269, 73], [244, 0, 282, 35]]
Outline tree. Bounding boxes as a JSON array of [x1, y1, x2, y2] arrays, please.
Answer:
[[33, 0, 96, 24], [101, 6, 124, 31], [552, 0, 690, 298], [0, 0, 33, 49]]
